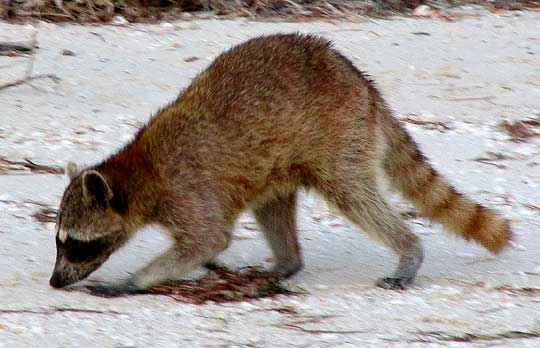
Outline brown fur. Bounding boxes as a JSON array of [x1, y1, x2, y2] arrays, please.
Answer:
[[50, 33, 512, 295]]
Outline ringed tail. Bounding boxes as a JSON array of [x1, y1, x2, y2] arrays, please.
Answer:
[[378, 108, 512, 253]]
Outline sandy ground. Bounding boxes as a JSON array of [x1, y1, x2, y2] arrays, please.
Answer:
[[1, 9, 540, 348]]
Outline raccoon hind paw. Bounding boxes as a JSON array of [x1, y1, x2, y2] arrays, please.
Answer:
[[376, 277, 413, 290]]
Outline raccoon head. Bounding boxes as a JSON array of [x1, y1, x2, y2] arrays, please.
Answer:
[[50, 164, 128, 289]]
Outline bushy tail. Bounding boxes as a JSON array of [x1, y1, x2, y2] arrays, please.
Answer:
[[378, 113, 512, 253]]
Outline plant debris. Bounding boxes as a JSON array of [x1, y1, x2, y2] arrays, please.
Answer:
[[0, 41, 34, 56], [413, 329, 540, 343], [495, 285, 540, 296], [0, 0, 424, 22], [0, 157, 64, 175], [0, 307, 124, 315], [31, 207, 58, 224], [184, 56, 199, 62], [0, 30, 61, 91], [146, 266, 299, 304], [400, 116, 452, 132], [522, 203, 540, 212], [522, 118, 540, 127], [2, 1, 540, 23], [472, 151, 514, 169], [61, 49, 76, 56], [279, 324, 365, 335], [498, 117, 540, 141]]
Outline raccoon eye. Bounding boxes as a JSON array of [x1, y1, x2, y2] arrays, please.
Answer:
[[61, 236, 109, 263]]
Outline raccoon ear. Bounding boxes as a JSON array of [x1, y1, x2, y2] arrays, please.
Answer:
[[66, 162, 80, 180], [82, 170, 113, 205]]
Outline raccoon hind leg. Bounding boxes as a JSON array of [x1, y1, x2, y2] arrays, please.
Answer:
[[253, 190, 303, 278], [318, 170, 424, 290]]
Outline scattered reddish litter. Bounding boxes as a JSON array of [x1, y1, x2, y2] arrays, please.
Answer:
[[495, 286, 540, 296], [146, 267, 299, 304], [498, 119, 540, 141], [400, 117, 452, 132], [522, 204, 540, 212], [522, 118, 540, 127], [0, 157, 64, 175]]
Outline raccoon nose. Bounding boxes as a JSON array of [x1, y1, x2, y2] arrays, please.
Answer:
[[49, 272, 66, 288]]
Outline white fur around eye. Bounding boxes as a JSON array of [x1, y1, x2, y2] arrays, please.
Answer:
[[58, 228, 68, 243]]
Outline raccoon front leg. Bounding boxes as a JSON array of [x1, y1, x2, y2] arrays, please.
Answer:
[[135, 243, 227, 288], [87, 236, 231, 298], [86, 205, 233, 297]]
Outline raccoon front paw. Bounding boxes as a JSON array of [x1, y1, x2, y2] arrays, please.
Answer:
[[376, 277, 413, 290], [83, 281, 143, 298], [203, 261, 227, 271]]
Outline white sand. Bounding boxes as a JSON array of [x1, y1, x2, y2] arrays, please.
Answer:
[[1, 9, 539, 347]]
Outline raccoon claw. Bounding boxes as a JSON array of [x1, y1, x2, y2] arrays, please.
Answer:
[[376, 277, 413, 290], [83, 281, 143, 298]]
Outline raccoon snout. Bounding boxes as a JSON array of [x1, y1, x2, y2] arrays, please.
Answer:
[[49, 267, 80, 288], [49, 272, 68, 288]]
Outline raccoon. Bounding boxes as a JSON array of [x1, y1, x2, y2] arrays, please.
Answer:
[[50, 33, 512, 297]]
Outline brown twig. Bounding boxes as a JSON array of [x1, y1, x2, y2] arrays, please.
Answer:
[[53, 307, 124, 315], [447, 96, 496, 102], [52, 0, 75, 20], [522, 203, 540, 212], [495, 286, 540, 296], [0, 73, 61, 90], [31, 207, 58, 224], [499, 118, 540, 141], [279, 324, 365, 335], [0, 0, 13, 19], [0, 41, 33, 56], [0, 29, 61, 91], [411, 329, 540, 343], [0, 156, 64, 174], [84, 0, 99, 21], [400, 116, 452, 132], [22, 159, 64, 174], [0, 307, 124, 315], [472, 159, 508, 169]]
